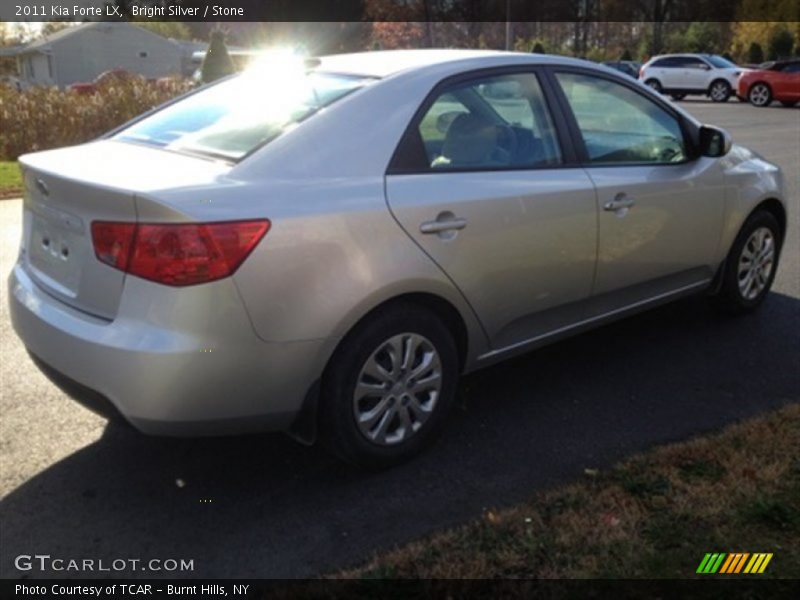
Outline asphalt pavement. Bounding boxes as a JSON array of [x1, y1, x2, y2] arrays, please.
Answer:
[[1, 99, 798, 579]]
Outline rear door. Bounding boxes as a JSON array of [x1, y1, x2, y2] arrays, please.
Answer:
[[654, 57, 681, 88], [550, 69, 725, 315], [385, 70, 597, 350]]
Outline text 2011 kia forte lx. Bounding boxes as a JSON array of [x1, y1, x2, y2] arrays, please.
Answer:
[[9, 51, 786, 468]]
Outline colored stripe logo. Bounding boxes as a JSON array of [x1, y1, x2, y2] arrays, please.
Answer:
[[697, 552, 773, 574]]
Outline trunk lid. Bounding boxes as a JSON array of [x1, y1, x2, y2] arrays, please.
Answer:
[[19, 140, 231, 319]]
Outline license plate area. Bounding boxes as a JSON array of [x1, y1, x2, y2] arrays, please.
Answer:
[[27, 206, 88, 298]]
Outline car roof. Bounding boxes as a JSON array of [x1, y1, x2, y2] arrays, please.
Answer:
[[315, 49, 594, 79], [770, 59, 799, 66], [651, 53, 705, 59]]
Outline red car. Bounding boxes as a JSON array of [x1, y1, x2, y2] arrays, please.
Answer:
[[67, 69, 136, 95], [738, 60, 800, 107]]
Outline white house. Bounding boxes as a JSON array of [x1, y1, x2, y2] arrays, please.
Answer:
[[0, 23, 194, 88]]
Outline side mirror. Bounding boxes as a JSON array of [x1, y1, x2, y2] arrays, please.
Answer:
[[699, 125, 732, 157]]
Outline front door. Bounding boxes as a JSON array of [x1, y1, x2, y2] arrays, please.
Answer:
[[682, 56, 713, 90], [552, 70, 726, 315]]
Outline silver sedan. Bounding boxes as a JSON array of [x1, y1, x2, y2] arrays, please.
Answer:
[[8, 50, 787, 468]]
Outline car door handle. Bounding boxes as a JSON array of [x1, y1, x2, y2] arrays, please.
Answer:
[[603, 195, 636, 211], [420, 217, 468, 234]]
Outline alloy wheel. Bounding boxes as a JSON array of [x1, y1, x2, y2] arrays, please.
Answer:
[[737, 227, 775, 301], [710, 81, 730, 102], [353, 333, 442, 446], [749, 84, 771, 107]]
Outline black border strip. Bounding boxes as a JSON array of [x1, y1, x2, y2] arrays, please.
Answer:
[[1, 0, 793, 23], [4, 578, 800, 599]]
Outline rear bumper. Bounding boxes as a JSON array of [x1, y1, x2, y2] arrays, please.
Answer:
[[9, 263, 335, 436], [28, 351, 129, 424]]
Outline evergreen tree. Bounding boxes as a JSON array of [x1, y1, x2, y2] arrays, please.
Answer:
[[201, 30, 235, 84], [767, 29, 794, 60], [747, 42, 764, 64], [532, 41, 545, 54], [620, 48, 633, 61]]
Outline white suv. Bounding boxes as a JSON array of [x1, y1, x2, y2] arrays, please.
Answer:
[[639, 54, 744, 102]]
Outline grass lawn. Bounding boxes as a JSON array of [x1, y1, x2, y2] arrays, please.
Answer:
[[337, 404, 799, 580], [0, 161, 22, 196]]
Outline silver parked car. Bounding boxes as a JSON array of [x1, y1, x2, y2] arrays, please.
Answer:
[[9, 51, 787, 468]]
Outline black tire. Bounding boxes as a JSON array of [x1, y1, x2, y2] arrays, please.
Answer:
[[780, 100, 797, 108], [710, 211, 782, 315], [645, 79, 662, 94], [319, 302, 459, 469], [748, 82, 772, 107], [709, 79, 731, 102], [670, 93, 686, 101]]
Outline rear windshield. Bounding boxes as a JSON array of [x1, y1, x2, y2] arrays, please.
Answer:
[[115, 69, 372, 161]]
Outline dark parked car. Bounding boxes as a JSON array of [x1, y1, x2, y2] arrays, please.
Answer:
[[602, 61, 642, 79]]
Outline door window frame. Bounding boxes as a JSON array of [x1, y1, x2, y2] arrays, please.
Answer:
[[386, 66, 580, 176], [543, 66, 698, 168]]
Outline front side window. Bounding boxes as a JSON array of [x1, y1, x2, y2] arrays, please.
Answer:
[[556, 72, 687, 165], [685, 58, 710, 70], [408, 72, 561, 171], [706, 55, 738, 69], [780, 62, 800, 73], [115, 68, 371, 161]]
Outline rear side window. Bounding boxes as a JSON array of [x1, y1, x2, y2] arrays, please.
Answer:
[[115, 70, 371, 161], [391, 72, 561, 173], [556, 72, 687, 165], [668, 57, 691, 68], [652, 57, 679, 68]]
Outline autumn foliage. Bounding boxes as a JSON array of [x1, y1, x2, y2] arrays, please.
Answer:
[[0, 75, 193, 160]]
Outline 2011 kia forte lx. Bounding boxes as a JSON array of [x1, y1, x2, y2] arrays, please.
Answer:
[[9, 51, 786, 468]]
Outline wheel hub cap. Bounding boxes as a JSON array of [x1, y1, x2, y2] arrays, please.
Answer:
[[738, 227, 775, 301], [353, 333, 442, 446], [751, 85, 769, 105]]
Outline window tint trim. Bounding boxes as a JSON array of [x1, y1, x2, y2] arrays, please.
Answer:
[[386, 66, 579, 176], [545, 66, 697, 168]]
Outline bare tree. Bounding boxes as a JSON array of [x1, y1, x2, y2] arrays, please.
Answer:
[[635, 0, 675, 55]]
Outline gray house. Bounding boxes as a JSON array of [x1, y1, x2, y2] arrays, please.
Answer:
[[1, 23, 190, 88]]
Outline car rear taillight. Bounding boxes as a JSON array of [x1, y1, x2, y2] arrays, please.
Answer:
[[91, 220, 270, 286], [91, 222, 136, 271]]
